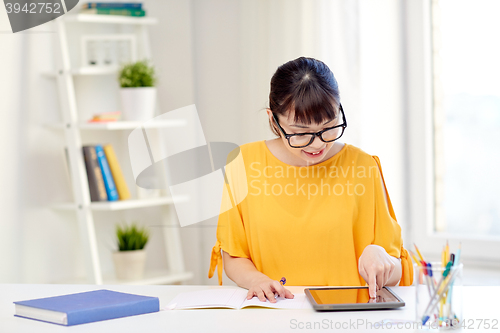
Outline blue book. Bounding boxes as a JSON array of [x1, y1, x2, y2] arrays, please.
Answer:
[[14, 289, 159, 326], [82, 2, 143, 10], [95, 145, 119, 201]]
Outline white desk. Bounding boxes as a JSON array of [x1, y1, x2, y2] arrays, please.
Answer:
[[2, 284, 499, 332]]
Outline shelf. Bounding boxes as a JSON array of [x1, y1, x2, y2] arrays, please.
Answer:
[[53, 196, 189, 211], [107, 270, 194, 286], [59, 270, 194, 286], [63, 14, 158, 25], [42, 66, 119, 77], [45, 119, 186, 130]]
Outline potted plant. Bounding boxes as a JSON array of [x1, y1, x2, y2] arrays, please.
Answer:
[[112, 223, 149, 280], [118, 60, 157, 121]]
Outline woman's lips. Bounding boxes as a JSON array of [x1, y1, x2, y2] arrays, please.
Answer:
[[303, 148, 325, 158]]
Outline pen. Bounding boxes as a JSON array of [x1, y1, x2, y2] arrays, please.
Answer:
[[427, 262, 436, 291], [274, 277, 286, 299], [445, 240, 450, 262], [439, 245, 447, 320], [441, 250, 454, 317], [448, 244, 461, 323], [439, 246, 445, 318], [444, 253, 456, 314], [421, 261, 431, 296]]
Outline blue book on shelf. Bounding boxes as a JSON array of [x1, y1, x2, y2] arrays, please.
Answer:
[[82, 2, 143, 10], [14, 289, 159, 326], [95, 145, 119, 201]]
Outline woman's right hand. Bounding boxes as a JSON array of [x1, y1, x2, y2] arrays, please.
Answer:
[[246, 276, 294, 303], [222, 251, 294, 303]]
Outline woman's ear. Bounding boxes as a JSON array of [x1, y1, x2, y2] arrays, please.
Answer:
[[267, 109, 281, 137], [267, 109, 278, 126], [266, 108, 273, 121]]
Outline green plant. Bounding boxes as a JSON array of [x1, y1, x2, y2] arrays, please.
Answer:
[[116, 223, 149, 251], [118, 60, 157, 88]]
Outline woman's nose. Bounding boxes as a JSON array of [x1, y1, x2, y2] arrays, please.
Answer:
[[309, 135, 325, 149]]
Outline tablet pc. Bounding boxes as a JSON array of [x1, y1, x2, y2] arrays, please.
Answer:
[[305, 286, 404, 311]]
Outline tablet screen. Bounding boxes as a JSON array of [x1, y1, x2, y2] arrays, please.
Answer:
[[308, 287, 399, 305]]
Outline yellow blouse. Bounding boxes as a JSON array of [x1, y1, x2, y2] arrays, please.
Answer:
[[208, 140, 413, 286]]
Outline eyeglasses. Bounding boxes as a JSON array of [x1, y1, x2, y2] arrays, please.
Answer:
[[272, 104, 347, 148]]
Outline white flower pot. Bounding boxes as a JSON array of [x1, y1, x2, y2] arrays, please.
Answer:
[[112, 249, 146, 281], [120, 87, 157, 121]]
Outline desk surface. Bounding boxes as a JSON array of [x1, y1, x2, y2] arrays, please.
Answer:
[[2, 284, 499, 333]]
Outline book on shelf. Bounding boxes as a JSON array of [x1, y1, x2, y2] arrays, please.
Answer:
[[80, 8, 146, 17], [103, 144, 131, 200], [81, 2, 143, 10], [83, 146, 108, 202], [95, 145, 120, 201], [14, 289, 159, 326], [83, 144, 131, 202]]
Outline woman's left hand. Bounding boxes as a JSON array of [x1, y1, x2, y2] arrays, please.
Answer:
[[358, 244, 396, 298]]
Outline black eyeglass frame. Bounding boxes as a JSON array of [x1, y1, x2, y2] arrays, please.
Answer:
[[272, 104, 347, 148]]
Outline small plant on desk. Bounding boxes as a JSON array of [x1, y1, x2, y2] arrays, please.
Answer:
[[113, 223, 149, 281]]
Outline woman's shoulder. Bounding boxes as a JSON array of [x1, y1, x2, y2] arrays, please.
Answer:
[[343, 143, 379, 167], [224, 140, 266, 165], [234, 140, 267, 158], [238, 140, 265, 152]]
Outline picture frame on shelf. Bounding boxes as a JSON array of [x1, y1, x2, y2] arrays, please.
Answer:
[[81, 34, 137, 70]]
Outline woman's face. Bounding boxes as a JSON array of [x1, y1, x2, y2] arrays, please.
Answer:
[[267, 109, 341, 165]]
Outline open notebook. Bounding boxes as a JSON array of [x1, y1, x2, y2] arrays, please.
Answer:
[[166, 288, 313, 310]]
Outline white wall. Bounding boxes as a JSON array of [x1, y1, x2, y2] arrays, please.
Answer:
[[0, 10, 84, 283], [0, 13, 25, 283], [0, 0, 413, 285], [142, 0, 207, 285], [357, 0, 408, 238], [0, 0, 201, 284]]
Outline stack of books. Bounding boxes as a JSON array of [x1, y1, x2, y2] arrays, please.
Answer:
[[80, 2, 146, 17], [83, 144, 131, 202]]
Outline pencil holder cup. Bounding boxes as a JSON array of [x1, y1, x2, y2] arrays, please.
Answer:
[[414, 262, 463, 330]]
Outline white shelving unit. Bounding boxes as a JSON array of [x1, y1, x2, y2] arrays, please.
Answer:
[[46, 14, 193, 285]]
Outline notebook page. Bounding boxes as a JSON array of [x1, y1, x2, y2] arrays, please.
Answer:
[[166, 289, 247, 310], [240, 293, 313, 309]]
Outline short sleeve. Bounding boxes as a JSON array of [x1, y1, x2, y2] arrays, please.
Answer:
[[208, 148, 250, 285], [371, 155, 414, 286]]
